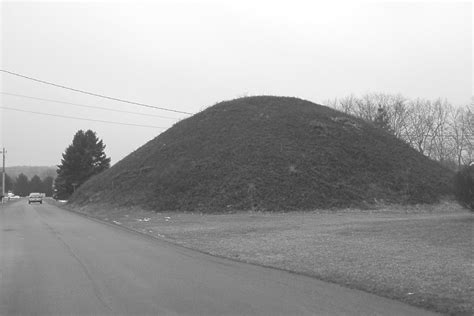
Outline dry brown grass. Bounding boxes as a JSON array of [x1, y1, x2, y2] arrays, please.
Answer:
[[65, 200, 473, 315]]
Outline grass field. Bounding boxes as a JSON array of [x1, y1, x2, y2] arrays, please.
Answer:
[[67, 201, 473, 315]]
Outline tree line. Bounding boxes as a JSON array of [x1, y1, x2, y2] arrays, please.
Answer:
[[326, 93, 473, 169], [3, 173, 54, 197], [54, 130, 110, 199], [1, 130, 110, 200]]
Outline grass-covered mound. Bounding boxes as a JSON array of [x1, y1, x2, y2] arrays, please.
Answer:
[[70, 96, 453, 212]]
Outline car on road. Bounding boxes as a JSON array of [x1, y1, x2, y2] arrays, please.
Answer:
[[6, 193, 20, 200], [28, 193, 43, 204]]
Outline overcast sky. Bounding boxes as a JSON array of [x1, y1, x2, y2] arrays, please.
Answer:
[[1, 0, 472, 167]]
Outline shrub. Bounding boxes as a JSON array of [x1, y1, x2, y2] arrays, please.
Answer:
[[453, 164, 474, 211]]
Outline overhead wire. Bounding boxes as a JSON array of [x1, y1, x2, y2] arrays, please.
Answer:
[[0, 69, 193, 115], [2, 70, 470, 136], [0, 106, 166, 129], [1, 92, 183, 120]]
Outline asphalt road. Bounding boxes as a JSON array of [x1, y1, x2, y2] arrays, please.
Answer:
[[0, 200, 437, 316]]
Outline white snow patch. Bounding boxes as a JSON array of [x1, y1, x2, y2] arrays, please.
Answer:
[[137, 217, 151, 222]]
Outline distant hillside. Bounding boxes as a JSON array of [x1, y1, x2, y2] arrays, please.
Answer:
[[6, 166, 56, 180], [71, 96, 453, 212]]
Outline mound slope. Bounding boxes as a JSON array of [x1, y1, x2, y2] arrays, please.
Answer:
[[71, 96, 453, 212]]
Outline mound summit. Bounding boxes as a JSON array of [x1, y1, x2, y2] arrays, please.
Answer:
[[71, 96, 453, 212]]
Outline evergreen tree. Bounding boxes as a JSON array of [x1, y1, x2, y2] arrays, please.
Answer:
[[42, 176, 54, 197], [14, 173, 29, 196], [1, 174, 14, 194], [55, 130, 110, 199], [5, 174, 14, 192], [29, 175, 43, 193]]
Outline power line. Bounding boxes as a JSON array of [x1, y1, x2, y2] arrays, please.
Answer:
[[1, 92, 182, 120], [0, 106, 166, 129], [0, 69, 193, 115]]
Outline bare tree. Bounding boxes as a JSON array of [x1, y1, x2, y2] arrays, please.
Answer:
[[402, 99, 435, 155], [385, 94, 410, 138], [449, 106, 470, 166], [327, 94, 357, 115], [426, 99, 451, 162], [325, 93, 473, 169], [354, 93, 379, 121]]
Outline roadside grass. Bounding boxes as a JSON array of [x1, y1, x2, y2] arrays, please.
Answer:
[[62, 200, 473, 315]]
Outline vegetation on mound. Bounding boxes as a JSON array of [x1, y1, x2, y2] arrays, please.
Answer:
[[70, 96, 453, 212]]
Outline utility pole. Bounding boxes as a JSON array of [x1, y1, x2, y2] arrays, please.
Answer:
[[2, 148, 5, 202]]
